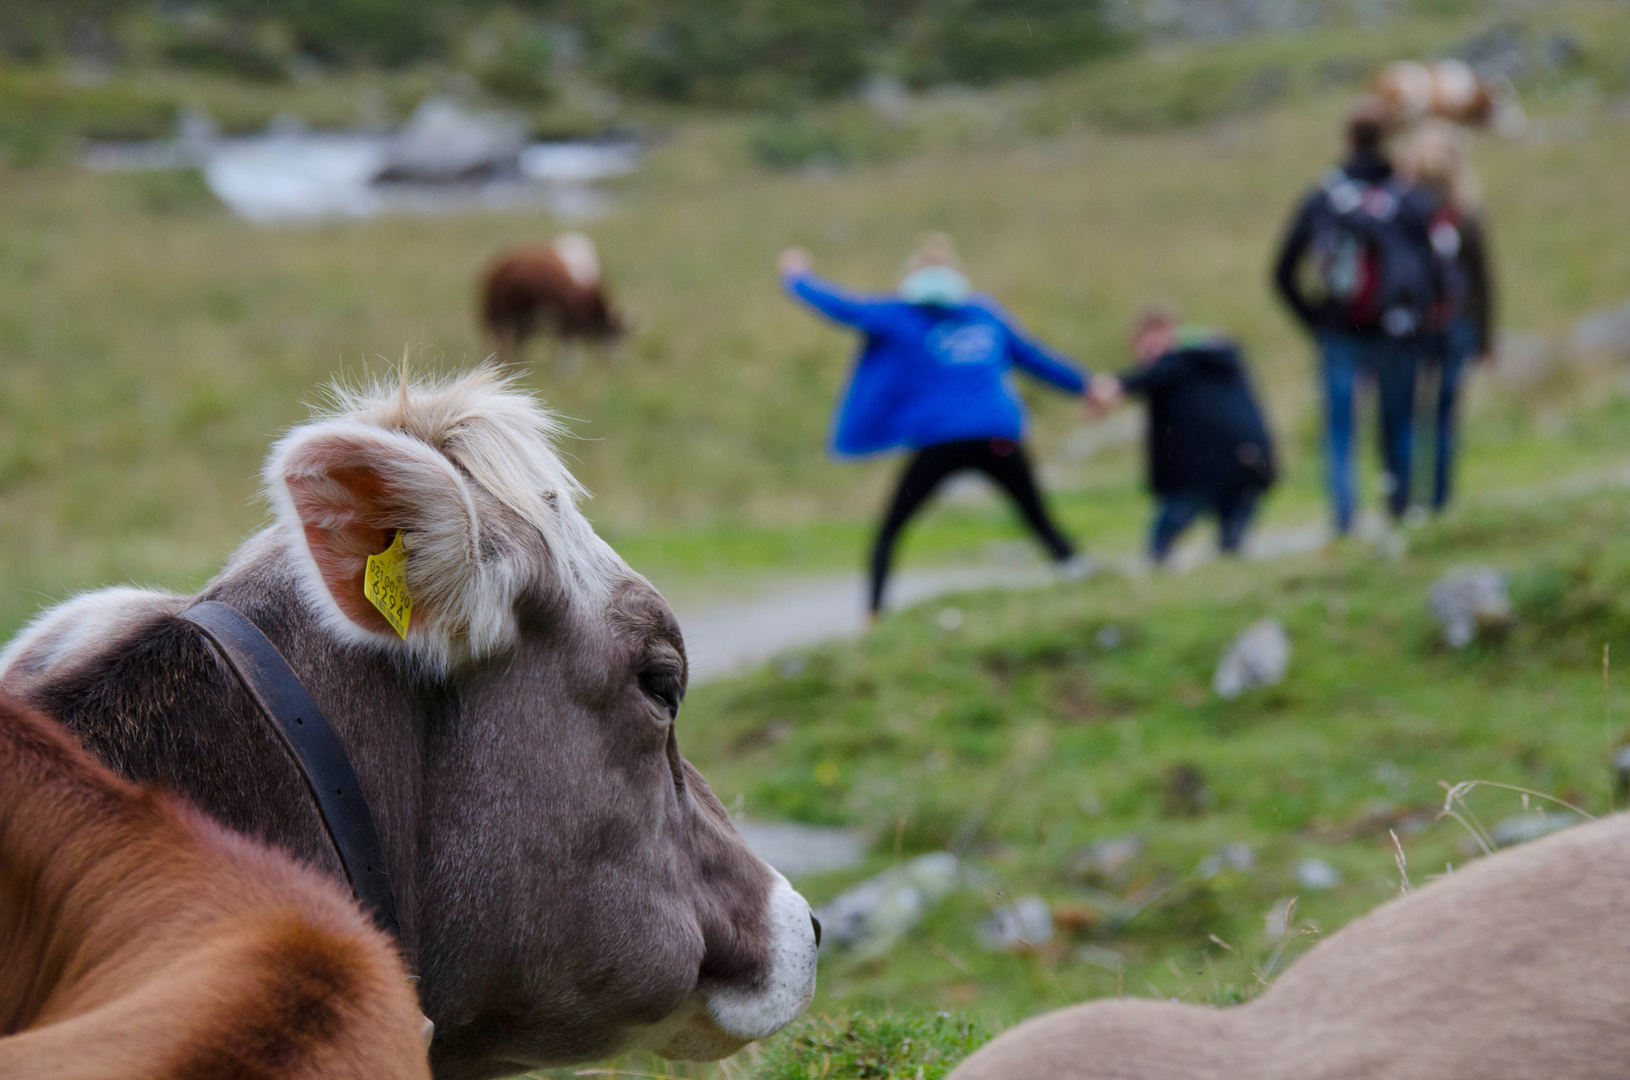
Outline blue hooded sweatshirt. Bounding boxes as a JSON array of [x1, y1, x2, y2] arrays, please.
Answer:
[[784, 271, 1088, 458]]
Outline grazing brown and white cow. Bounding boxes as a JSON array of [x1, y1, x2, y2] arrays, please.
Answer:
[[1372, 59, 1523, 134], [481, 232, 624, 358], [0, 368, 818, 1080], [0, 694, 431, 1080], [948, 811, 1630, 1080]]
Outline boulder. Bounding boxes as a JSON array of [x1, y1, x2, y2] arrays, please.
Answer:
[[814, 851, 961, 957], [1197, 842, 1256, 879], [1068, 835, 1144, 881], [375, 97, 529, 183], [1573, 297, 1630, 363], [1161, 763, 1212, 818], [1428, 567, 1512, 649], [1213, 617, 1290, 699], [1294, 858, 1341, 890], [1613, 744, 1630, 799], [1491, 811, 1581, 848], [976, 895, 1054, 952]]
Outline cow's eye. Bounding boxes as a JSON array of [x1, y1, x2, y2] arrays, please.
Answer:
[[638, 668, 683, 721]]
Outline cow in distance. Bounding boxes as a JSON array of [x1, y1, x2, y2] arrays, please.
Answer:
[[481, 232, 625, 374]]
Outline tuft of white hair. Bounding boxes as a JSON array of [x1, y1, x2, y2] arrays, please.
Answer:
[[552, 232, 601, 288], [1, 367, 628, 684], [273, 365, 627, 669]]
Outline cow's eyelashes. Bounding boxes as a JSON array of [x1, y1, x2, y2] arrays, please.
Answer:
[[638, 669, 683, 721]]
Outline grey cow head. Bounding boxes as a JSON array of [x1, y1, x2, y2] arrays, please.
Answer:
[[0, 369, 817, 1079]]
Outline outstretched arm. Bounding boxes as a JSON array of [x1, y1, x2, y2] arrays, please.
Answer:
[[993, 308, 1087, 394], [779, 249, 896, 335]]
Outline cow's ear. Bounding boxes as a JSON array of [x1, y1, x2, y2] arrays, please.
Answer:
[[267, 422, 480, 642]]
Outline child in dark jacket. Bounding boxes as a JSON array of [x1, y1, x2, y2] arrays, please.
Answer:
[[1094, 307, 1276, 562]]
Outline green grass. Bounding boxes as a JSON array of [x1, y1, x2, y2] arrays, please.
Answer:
[[750, 1012, 990, 1080], [682, 488, 1630, 1027], [6, 5, 1630, 635]]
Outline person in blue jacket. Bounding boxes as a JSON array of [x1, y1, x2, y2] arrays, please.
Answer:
[[778, 235, 1092, 616]]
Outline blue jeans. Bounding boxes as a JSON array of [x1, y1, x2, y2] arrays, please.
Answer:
[[1319, 332, 1416, 533], [1424, 318, 1475, 510], [1151, 485, 1262, 562]]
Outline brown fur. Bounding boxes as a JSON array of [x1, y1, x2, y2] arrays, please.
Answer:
[[480, 248, 622, 353], [1372, 60, 1498, 128], [0, 695, 430, 1080], [949, 812, 1630, 1080]]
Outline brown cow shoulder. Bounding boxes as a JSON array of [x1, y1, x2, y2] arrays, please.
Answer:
[[0, 695, 430, 1080]]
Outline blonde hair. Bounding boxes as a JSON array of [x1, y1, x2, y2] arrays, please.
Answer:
[[904, 232, 962, 274], [1398, 119, 1480, 209]]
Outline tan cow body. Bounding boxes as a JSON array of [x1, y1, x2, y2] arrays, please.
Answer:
[[0, 696, 430, 1080], [951, 812, 1630, 1080], [1371, 60, 1523, 134]]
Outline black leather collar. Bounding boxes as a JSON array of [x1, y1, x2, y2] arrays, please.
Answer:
[[179, 600, 402, 944]]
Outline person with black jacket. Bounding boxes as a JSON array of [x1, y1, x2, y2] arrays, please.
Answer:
[[1092, 307, 1276, 562], [1272, 99, 1429, 534], [1398, 119, 1496, 511]]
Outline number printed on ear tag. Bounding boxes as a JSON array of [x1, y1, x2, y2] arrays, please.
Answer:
[[364, 531, 412, 639]]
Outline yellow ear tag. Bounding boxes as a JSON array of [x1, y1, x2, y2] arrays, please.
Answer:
[[363, 531, 412, 639]]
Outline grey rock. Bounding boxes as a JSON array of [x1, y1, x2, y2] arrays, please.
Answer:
[[1075, 943, 1127, 971], [1294, 858, 1341, 890], [1428, 568, 1512, 649], [1573, 298, 1630, 362], [1198, 842, 1256, 879], [861, 75, 912, 124], [736, 820, 865, 878], [1069, 835, 1144, 880], [376, 97, 528, 183], [1161, 763, 1212, 818], [1614, 744, 1630, 799], [1491, 811, 1581, 848], [1213, 617, 1290, 699], [977, 895, 1054, 952], [814, 852, 961, 957]]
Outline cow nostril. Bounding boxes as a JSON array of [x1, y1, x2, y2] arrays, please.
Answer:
[[810, 912, 822, 947]]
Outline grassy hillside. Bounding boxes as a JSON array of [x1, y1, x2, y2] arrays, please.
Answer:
[[3, 4, 1629, 639], [688, 486, 1630, 1023], [539, 479, 1630, 1079]]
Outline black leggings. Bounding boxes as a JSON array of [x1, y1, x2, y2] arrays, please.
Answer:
[[870, 437, 1076, 612]]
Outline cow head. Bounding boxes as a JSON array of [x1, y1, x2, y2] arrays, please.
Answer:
[[265, 370, 817, 1075], [3, 369, 817, 1079]]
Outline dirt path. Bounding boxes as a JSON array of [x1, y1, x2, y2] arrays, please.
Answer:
[[672, 456, 1630, 684], [670, 519, 1339, 684]]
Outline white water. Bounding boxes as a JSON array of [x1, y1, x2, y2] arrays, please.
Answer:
[[84, 131, 639, 224]]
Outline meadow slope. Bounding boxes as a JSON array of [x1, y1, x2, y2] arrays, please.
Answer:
[[3, 5, 1630, 637]]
